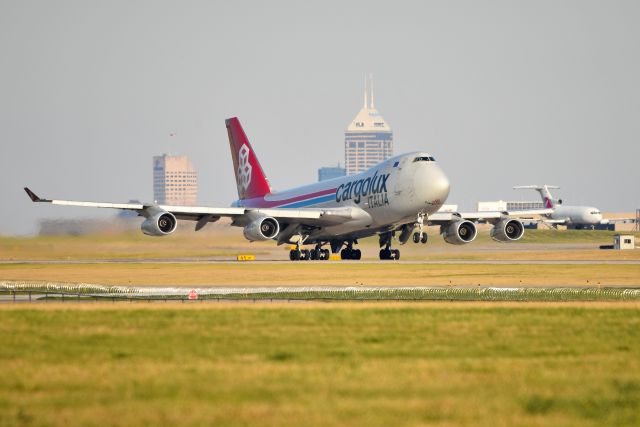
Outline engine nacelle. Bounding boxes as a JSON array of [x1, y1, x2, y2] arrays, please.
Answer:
[[141, 211, 177, 236], [243, 216, 280, 241], [490, 219, 524, 242], [443, 220, 477, 245]]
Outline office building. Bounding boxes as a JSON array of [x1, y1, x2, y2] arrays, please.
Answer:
[[345, 76, 393, 175], [153, 154, 198, 205], [318, 164, 346, 182]]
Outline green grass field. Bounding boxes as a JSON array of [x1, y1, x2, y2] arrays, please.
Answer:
[[1, 304, 639, 427]]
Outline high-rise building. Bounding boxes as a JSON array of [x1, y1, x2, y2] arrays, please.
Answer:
[[318, 164, 346, 182], [153, 154, 198, 205], [345, 75, 393, 175]]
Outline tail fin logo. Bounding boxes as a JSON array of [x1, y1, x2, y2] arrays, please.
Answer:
[[544, 197, 553, 209], [237, 144, 252, 190]]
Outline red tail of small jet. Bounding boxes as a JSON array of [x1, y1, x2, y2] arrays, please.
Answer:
[[225, 117, 271, 200]]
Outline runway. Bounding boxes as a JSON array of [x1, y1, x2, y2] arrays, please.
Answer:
[[3, 259, 640, 265]]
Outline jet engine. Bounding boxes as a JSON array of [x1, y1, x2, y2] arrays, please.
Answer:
[[442, 220, 477, 245], [490, 219, 524, 242], [243, 216, 280, 241], [141, 211, 177, 236]]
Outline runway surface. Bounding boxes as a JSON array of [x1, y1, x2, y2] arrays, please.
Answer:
[[2, 259, 640, 265]]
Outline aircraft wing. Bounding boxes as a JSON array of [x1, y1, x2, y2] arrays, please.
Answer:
[[427, 208, 553, 225], [601, 218, 637, 224], [24, 187, 361, 229]]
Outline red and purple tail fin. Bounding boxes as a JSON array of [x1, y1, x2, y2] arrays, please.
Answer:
[[225, 117, 271, 200], [544, 196, 554, 209]]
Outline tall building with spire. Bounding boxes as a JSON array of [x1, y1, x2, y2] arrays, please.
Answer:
[[344, 75, 393, 175]]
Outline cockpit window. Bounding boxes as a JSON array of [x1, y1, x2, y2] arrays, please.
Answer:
[[414, 156, 436, 162]]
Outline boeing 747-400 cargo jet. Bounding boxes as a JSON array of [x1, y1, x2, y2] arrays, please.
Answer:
[[25, 117, 551, 260]]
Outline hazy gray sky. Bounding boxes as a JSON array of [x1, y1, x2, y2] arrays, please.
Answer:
[[1, 0, 639, 235]]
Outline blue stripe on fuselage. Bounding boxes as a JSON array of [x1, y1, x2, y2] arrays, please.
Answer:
[[277, 194, 336, 208]]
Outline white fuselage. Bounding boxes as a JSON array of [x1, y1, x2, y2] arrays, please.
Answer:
[[549, 205, 603, 225], [234, 152, 450, 241]]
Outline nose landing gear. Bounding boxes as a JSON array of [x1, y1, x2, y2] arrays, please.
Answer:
[[413, 212, 428, 244], [413, 232, 428, 244]]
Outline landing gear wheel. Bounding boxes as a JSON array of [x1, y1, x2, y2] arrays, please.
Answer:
[[379, 248, 399, 260], [289, 249, 301, 261], [301, 249, 310, 260], [310, 249, 318, 260], [413, 232, 420, 244], [323, 249, 330, 260], [352, 249, 361, 260], [340, 249, 350, 260], [421, 233, 428, 244]]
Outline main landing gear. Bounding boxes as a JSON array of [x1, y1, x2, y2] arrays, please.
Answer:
[[340, 241, 361, 260], [289, 244, 330, 261], [379, 232, 400, 260]]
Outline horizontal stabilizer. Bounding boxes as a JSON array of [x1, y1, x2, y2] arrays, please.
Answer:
[[513, 185, 560, 190]]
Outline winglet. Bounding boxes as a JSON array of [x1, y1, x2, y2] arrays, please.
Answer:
[[24, 187, 46, 202]]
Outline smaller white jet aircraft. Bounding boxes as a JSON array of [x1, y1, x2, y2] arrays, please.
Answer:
[[514, 185, 635, 229]]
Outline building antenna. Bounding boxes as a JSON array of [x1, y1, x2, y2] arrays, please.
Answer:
[[370, 73, 375, 108], [363, 73, 368, 108]]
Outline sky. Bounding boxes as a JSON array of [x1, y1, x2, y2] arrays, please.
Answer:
[[1, 0, 639, 235]]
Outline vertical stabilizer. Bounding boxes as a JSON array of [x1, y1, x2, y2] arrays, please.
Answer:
[[225, 117, 271, 200]]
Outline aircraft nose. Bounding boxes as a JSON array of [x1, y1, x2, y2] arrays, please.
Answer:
[[432, 168, 450, 202], [418, 164, 450, 206]]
